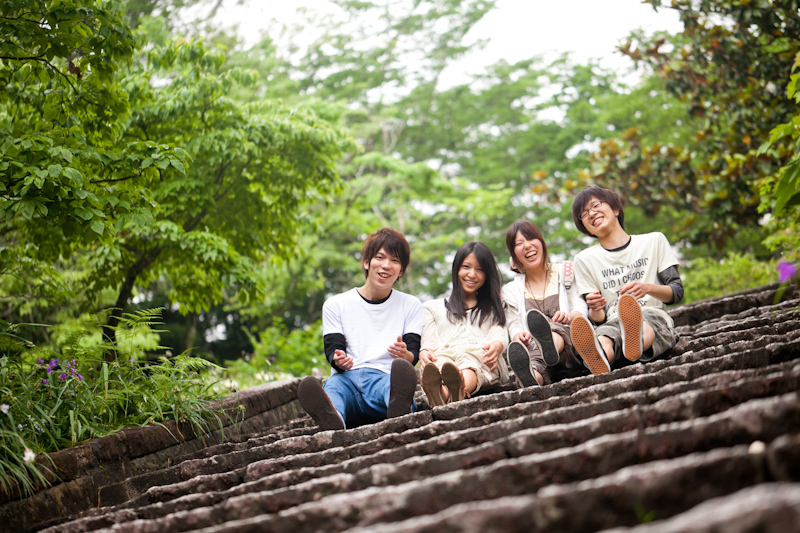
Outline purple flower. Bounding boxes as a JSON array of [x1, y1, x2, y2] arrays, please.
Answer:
[[42, 378, 49, 385], [37, 359, 45, 364], [46, 367, 53, 374], [778, 261, 796, 283], [1, 404, 9, 414], [70, 368, 75, 376], [77, 374, 83, 380], [60, 373, 67, 380]]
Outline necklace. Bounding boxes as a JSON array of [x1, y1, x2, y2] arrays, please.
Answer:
[[525, 265, 550, 314]]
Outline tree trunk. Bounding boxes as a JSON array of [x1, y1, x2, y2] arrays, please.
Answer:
[[102, 246, 164, 362]]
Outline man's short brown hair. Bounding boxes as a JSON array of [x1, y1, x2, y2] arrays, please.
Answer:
[[361, 228, 411, 277]]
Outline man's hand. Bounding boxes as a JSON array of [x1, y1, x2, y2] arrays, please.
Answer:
[[585, 291, 606, 311], [332, 349, 354, 371], [619, 281, 651, 300], [388, 336, 413, 362], [482, 341, 504, 371], [419, 349, 437, 369]]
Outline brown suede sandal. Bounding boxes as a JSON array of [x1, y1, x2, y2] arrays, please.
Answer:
[[440, 361, 465, 403], [421, 364, 446, 407]]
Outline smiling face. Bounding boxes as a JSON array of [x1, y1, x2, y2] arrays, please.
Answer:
[[580, 197, 620, 237], [362, 247, 403, 294], [457, 252, 486, 299], [513, 231, 545, 274]]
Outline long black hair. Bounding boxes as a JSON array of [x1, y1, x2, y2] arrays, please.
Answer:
[[446, 242, 506, 328]]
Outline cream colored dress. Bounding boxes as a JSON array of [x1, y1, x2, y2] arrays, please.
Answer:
[[421, 299, 509, 393]]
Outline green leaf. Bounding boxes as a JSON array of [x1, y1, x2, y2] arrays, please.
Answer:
[[170, 159, 186, 174], [142, 157, 153, 169], [19, 201, 35, 220], [775, 161, 800, 214], [74, 207, 93, 220], [90, 219, 105, 235], [47, 164, 63, 177]]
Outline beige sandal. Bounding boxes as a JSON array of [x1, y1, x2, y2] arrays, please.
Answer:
[[422, 364, 446, 407], [440, 361, 465, 403]]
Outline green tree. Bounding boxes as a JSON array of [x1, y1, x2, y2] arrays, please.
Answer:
[[587, 0, 800, 250]]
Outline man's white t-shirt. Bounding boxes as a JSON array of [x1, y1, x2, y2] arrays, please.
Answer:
[[574, 232, 679, 321], [322, 288, 423, 374]]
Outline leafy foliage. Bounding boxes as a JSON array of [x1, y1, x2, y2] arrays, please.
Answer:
[[586, 0, 800, 250], [758, 49, 800, 262], [681, 252, 776, 305], [0, 309, 230, 497], [224, 320, 325, 390]]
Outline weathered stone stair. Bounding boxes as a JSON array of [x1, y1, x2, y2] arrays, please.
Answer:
[[10, 285, 800, 532]]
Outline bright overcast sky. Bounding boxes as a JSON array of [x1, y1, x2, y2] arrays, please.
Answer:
[[208, 0, 684, 85]]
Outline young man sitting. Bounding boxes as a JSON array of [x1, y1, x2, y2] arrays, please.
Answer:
[[298, 228, 423, 430], [569, 186, 684, 374]]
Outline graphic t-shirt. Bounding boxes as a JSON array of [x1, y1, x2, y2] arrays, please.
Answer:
[[322, 288, 423, 374], [574, 232, 679, 321]]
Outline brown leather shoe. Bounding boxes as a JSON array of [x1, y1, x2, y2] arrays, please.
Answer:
[[387, 358, 417, 418], [298, 376, 345, 430]]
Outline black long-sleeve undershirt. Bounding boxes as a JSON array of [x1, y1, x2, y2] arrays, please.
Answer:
[[658, 265, 684, 305]]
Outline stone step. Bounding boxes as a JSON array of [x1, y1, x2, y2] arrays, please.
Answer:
[[84, 334, 799, 513], [25, 294, 800, 532], [79, 407, 799, 533], [43, 373, 800, 532], [597, 482, 800, 533]]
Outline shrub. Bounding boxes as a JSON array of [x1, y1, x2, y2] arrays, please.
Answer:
[[0, 310, 230, 497], [681, 252, 776, 305], [224, 319, 325, 388]]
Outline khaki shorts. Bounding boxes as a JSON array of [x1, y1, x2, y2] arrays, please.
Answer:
[[596, 307, 678, 362]]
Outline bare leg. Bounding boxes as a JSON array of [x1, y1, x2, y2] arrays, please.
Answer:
[[553, 332, 565, 353], [599, 335, 615, 364], [462, 368, 478, 396]]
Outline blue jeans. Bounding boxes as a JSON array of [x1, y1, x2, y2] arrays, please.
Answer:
[[323, 367, 416, 428]]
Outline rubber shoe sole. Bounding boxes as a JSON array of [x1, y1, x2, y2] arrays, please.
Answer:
[[298, 376, 345, 431], [387, 358, 417, 418], [526, 309, 559, 366], [618, 294, 644, 361], [440, 361, 465, 402], [421, 364, 446, 407], [507, 340, 539, 388], [570, 316, 611, 375]]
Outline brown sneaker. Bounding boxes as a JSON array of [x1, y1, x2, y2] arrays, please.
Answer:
[[440, 361, 465, 402], [570, 316, 611, 375], [298, 376, 345, 430], [618, 294, 644, 361], [387, 358, 417, 418], [421, 364, 446, 407]]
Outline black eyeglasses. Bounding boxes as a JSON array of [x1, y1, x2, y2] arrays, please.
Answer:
[[579, 200, 605, 222]]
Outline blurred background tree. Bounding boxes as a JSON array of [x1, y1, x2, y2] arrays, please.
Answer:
[[2, 0, 795, 385]]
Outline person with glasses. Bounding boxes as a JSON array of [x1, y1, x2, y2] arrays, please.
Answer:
[[569, 186, 684, 374], [501, 221, 590, 386]]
